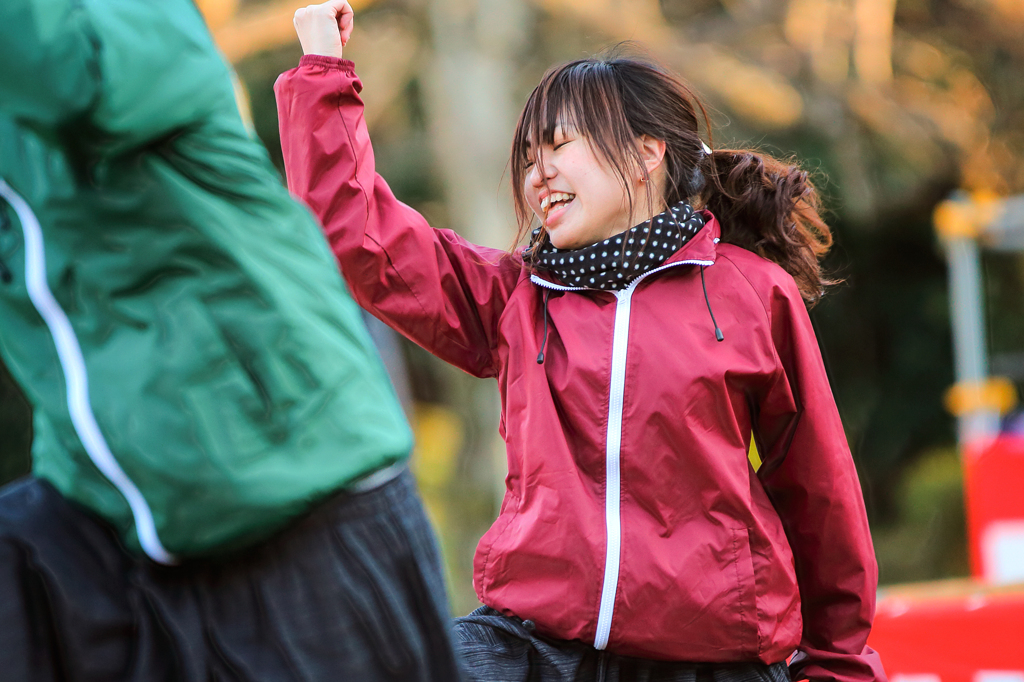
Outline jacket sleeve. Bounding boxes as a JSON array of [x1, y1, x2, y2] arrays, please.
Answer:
[[274, 56, 522, 379], [754, 277, 886, 682], [0, 0, 241, 149]]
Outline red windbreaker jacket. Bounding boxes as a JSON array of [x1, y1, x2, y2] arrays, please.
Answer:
[[276, 56, 886, 682]]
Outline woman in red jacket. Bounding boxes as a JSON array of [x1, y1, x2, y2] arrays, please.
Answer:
[[280, 3, 886, 682]]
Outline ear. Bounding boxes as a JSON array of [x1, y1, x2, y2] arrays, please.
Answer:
[[637, 135, 667, 176]]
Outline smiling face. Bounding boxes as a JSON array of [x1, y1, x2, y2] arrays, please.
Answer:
[[524, 125, 629, 250], [511, 58, 708, 255], [524, 124, 667, 251]]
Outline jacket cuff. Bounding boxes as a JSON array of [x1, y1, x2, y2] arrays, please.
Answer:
[[299, 54, 355, 72]]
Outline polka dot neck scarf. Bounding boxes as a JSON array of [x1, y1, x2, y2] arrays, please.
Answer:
[[527, 200, 706, 290]]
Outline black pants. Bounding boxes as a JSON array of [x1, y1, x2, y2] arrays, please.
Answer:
[[0, 470, 462, 682], [454, 606, 791, 682]]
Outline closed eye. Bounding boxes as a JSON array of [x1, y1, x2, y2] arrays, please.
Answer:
[[524, 138, 569, 170]]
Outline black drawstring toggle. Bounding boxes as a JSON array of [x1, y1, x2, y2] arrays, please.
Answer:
[[701, 266, 724, 342], [537, 289, 552, 364]]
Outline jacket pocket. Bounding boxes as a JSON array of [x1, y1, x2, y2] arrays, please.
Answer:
[[473, 489, 520, 600], [730, 524, 762, 657]]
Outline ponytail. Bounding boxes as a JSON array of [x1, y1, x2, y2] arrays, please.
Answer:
[[699, 149, 836, 305]]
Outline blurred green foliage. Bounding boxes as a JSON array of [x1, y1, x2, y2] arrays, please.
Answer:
[[814, 206, 958, 519], [873, 448, 969, 584]]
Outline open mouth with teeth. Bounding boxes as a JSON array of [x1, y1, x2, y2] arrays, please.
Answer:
[[541, 192, 576, 223]]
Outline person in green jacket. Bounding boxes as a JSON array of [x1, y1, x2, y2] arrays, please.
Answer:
[[0, 1, 460, 679]]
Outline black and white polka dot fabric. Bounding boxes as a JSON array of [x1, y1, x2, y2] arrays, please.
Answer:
[[527, 200, 706, 290]]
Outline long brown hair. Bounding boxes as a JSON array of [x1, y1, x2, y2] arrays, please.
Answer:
[[510, 51, 835, 304]]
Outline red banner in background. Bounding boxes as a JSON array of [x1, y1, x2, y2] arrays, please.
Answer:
[[964, 435, 1024, 583], [868, 435, 1024, 682], [868, 578, 1024, 682]]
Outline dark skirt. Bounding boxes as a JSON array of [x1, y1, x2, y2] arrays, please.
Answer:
[[454, 606, 792, 682], [0, 470, 462, 682]]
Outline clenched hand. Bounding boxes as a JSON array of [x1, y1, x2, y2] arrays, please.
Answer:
[[293, 0, 353, 59]]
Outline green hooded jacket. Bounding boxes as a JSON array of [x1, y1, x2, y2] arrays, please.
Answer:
[[0, 0, 413, 562]]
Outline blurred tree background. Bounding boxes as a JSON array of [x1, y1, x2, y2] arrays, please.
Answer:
[[3, 0, 1024, 612]]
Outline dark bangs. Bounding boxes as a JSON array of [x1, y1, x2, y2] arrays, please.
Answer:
[[510, 59, 652, 247]]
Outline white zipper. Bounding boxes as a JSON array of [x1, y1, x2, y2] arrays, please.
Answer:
[[530, 259, 714, 650], [529, 273, 589, 291], [0, 179, 176, 565], [593, 286, 631, 649]]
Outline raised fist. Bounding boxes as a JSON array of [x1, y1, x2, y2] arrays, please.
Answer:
[[293, 0, 353, 59]]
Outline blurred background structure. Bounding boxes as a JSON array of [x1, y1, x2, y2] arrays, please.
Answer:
[[3, 0, 1024, 674]]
